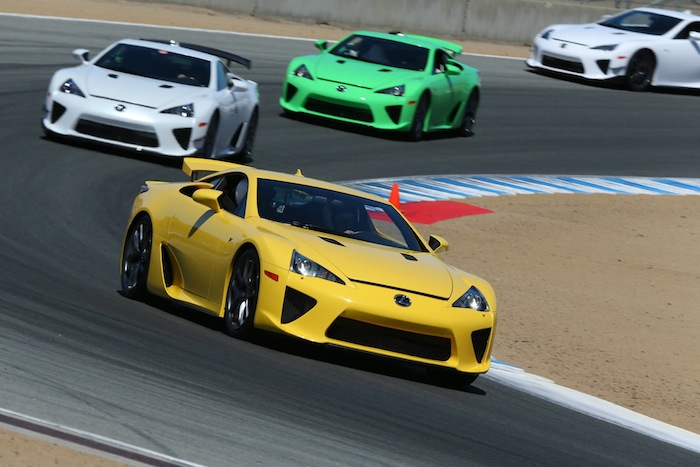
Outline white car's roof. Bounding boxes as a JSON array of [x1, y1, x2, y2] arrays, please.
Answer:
[[621, 7, 700, 22], [114, 38, 217, 62]]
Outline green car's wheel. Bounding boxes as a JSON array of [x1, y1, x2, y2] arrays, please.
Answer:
[[224, 248, 260, 339], [427, 367, 478, 388], [202, 112, 219, 158], [458, 92, 479, 137], [121, 215, 152, 300], [626, 51, 655, 92], [409, 94, 429, 142]]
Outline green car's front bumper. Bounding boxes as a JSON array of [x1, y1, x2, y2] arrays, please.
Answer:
[[280, 75, 418, 132]]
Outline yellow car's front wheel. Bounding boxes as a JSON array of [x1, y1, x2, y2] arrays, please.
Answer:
[[121, 214, 152, 300], [224, 248, 260, 340]]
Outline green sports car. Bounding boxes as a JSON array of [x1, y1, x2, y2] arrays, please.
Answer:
[[280, 31, 480, 141]]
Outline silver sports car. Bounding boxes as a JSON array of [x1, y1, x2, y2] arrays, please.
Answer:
[[42, 38, 259, 160]]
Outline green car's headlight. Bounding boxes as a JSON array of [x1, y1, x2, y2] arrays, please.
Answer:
[[376, 84, 405, 97], [453, 286, 490, 311], [293, 64, 313, 80], [290, 251, 344, 284], [59, 79, 85, 97], [161, 103, 194, 118]]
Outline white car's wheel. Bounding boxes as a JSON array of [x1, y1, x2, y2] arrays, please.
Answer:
[[626, 51, 655, 92], [237, 108, 258, 163], [202, 113, 219, 158]]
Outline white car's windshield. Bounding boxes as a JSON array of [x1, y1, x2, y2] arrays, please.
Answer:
[[599, 10, 682, 36], [330, 34, 429, 71], [95, 43, 211, 86], [257, 179, 427, 251]]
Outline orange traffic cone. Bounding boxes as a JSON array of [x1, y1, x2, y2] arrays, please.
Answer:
[[389, 183, 400, 207]]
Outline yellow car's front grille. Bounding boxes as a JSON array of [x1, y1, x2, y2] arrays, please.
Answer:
[[326, 317, 451, 361]]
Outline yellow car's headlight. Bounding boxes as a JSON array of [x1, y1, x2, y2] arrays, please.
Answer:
[[290, 250, 344, 284], [453, 286, 490, 311]]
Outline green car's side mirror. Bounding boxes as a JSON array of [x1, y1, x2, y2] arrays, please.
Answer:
[[315, 39, 328, 51]]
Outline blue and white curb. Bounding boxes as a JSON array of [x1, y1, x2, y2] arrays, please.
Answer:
[[341, 175, 700, 201]]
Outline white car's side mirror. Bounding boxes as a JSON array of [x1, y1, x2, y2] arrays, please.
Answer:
[[689, 31, 700, 41], [73, 48, 90, 64]]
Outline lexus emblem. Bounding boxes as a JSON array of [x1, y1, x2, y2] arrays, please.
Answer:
[[336, 85, 347, 92], [115, 104, 126, 112], [394, 294, 412, 307]]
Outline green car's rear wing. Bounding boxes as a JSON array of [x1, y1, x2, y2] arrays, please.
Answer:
[[389, 32, 463, 56]]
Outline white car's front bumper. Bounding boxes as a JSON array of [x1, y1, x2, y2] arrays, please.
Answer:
[[42, 92, 206, 157], [527, 36, 629, 81]]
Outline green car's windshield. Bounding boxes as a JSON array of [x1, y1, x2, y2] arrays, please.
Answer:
[[330, 34, 429, 71], [257, 179, 427, 252], [95, 43, 211, 86]]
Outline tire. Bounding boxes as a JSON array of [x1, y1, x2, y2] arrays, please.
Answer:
[[427, 367, 478, 388], [409, 94, 429, 142], [237, 108, 258, 163], [121, 215, 152, 300], [202, 112, 219, 158], [457, 91, 479, 137], [223, 248, 260, 339], [626, 51, 655, 92]]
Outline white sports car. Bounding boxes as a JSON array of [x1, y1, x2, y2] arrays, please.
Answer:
[[43, 39, 259, 160], [527, 7, 700, 91]]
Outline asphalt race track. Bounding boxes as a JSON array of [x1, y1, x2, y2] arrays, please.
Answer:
[[1, 14, 699, 466]]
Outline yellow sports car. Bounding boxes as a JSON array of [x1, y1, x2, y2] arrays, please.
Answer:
[[120, 158, 497, 386]]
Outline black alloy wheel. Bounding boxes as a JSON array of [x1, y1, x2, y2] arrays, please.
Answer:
[[203, 112, 220, 158], [409, 94, 429, 142], [458, 92, 479, 137], [121, 215, 152, 300], [237, 108, 258, 163], [626, 51, 655, 92], [223, 248, 260, 339]]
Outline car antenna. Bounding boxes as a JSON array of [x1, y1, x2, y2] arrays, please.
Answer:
[[295, 169, 304, 177]]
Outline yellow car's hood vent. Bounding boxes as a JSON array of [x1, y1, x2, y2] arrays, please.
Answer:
[[313, 235, 453, 299]]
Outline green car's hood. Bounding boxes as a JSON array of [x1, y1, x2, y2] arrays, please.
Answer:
[[313, 55, 418, 89]]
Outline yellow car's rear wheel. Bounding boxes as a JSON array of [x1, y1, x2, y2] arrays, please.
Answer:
[[224, 248, 260, 339]]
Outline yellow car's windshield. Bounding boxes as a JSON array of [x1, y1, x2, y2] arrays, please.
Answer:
[[257, 179, 427, 251]]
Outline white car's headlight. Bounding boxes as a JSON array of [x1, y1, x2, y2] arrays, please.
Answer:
[[161, 103, 194, 118], [292, 64, 313, 80], [540, 28, 555, 40], [290, 251, 344, 284], [59, 79, 85, 97], [376, 85, 405, 97], [453, 286, 490, 311], [591, 44, 618, 51]]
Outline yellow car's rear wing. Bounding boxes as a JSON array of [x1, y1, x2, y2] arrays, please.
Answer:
[[182, 157, 246, 181]]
